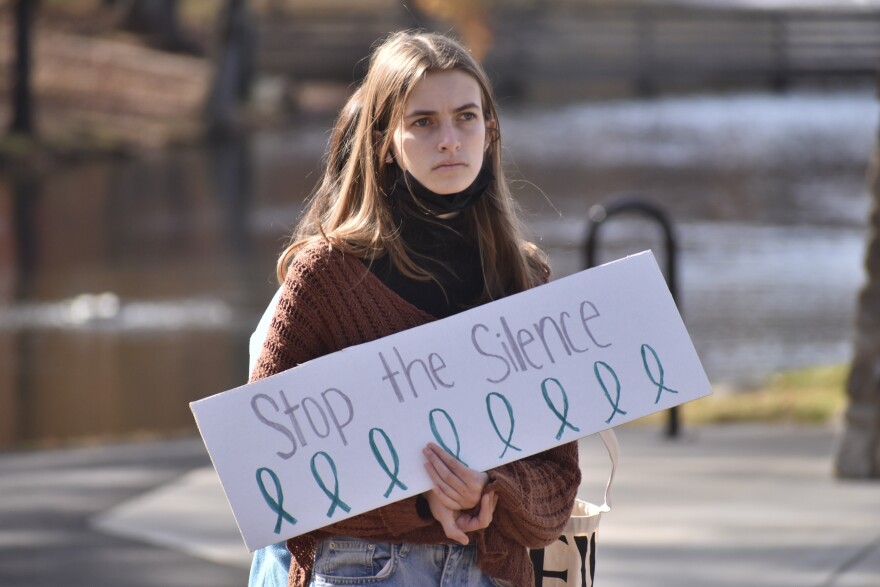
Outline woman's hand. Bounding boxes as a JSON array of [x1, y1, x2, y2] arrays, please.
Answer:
[[425, 490, 498, 545], [423, 442, 489, 511]]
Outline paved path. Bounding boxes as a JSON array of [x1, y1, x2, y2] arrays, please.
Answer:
[[1, 423, 878, 587], [0, 437, 248, 587], [580, 424, 880, 587]]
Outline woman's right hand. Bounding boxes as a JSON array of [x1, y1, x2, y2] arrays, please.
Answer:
[[425, 489, 498, 545], [423, 442, 489, 511]]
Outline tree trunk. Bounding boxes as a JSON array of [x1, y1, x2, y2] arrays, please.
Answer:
[[121, 0, 198, 54], [10, 0, 37, 136], [836, 82, 880, 478]]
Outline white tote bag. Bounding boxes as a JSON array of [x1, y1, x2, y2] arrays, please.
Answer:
[[530, 429, 619, 587]]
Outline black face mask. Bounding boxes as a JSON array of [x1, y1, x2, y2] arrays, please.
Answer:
[[391, 164, 494, 216]]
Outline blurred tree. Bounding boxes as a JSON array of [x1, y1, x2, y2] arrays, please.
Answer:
[[10, 0, 37, 136], [413, 0, 492, 61], [120, 0, 199, 54], [205, 0, 254, 140], [837, 90, 880, 479]]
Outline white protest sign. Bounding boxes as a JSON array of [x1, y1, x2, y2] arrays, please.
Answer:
[[191, 251, 712, 551]]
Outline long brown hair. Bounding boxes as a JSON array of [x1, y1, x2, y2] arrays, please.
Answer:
[[278, 30, 548, 300]]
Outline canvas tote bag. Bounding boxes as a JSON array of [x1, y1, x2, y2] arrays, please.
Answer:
[[530, 429, 620, 587]]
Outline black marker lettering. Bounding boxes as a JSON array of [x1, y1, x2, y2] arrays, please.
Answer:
[[395, 346, 435, 397], [471, 323, 512, 384], [302, 396, 330, 439], [580, 301, 612, 348], [428, 353, 454, 388], [534, 315, 570, 364], [279, 389, 308, 447], [500, 316, 527, 372], [379, 351, 405, 403], [497, 332, 519, 373], [251, 393, 297, 459], [516, 328, 543, 369], [322, 387, 354, 446], [559, 311, 589, 353]]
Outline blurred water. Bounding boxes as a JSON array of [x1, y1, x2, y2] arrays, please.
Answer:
[[504, 90, 876, 385], [504, 92, 875, 170], [0, 89, 875, 447]]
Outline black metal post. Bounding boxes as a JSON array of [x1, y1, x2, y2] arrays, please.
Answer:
[[635, 7, 656, 97], [205, 0, 253, 140], [10, 0, 37, 135], [584, 196, 681, 438], [771, 11, 789, 93]]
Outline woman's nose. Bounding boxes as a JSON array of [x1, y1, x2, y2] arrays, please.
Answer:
[[437, 122, 461, 152]]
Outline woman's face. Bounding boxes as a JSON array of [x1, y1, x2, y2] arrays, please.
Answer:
[[391, 70, 489, 195]]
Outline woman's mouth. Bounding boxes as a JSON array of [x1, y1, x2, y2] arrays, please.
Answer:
[[434, 160, 467, 170]]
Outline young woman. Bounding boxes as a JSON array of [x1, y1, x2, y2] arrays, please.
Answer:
[[248, 30, 581, 587]]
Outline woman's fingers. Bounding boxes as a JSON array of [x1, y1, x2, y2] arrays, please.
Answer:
[[423, 443, 489, 510], [455, 491, 497, 533], [425, 489, 497, 544], [473, 491, 497, 528], [440, 515, 470, 545], [477, 491, 498, 526], [425, 443, 474, 481], [425, 491, 470, 544], [426, 474, 463, 511], [423, 450, 466, 500]]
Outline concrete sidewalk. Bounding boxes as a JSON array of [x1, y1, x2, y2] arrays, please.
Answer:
[[0, 436, 248, 587], [1, 423, 878, 587], [581, 424, 880, 587]]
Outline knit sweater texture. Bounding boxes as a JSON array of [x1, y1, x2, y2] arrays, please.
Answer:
[[250, 241, 581, 587]]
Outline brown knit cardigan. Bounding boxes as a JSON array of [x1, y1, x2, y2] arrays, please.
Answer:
[[250, 241, 581, 587]]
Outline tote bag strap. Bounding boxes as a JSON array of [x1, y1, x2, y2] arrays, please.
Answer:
[[595, 429, 620, 512], [561, 429, 620, 538]]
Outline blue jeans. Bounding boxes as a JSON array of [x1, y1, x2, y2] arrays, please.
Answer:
[[311, 537, 509, 587], [249, 537, 510, 587], [249, 542, 291, 587]]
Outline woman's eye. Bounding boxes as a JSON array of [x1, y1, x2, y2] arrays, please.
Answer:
[[460, 112, 477, 121], [413, 118, 430, 127]]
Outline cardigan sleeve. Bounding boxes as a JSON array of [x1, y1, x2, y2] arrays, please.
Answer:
[[249, 253, 333, 383], [478, 440, 581, 555]]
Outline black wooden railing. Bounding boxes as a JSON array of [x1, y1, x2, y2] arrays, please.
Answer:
[[255, 6, 880, 98]]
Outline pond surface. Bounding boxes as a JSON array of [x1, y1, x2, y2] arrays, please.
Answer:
[[0, 89, 875, 448]]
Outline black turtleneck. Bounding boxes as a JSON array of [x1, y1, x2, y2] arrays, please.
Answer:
[[365, 169, 491, 319]]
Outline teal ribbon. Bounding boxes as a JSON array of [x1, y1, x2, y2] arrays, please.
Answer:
[[310, 451, 351, 518], [255, 467, 297, 534], [369, 427, 408, 498], [594, 361, 628, 424], [486, 392, 521, 459], [642, 344, 680, 404], [541, 377, 581, 440], [429, 408, 466, 466]]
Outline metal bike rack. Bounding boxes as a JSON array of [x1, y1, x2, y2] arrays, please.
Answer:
[[584, 196, 682, 438]]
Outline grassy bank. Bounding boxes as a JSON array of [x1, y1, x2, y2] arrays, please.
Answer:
[[639, 364, 848, 426]]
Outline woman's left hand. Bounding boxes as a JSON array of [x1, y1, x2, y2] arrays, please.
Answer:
[[423, 442, 490, 511], [426, 489, 498, 545]]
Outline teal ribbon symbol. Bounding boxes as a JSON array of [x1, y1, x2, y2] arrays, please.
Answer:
[[486, 392, 522, 459], [541, 377, 581, 440], [310, 451, 351, 518], [642, 344, 680, 404], [255, 467, 297, 534], [429, 408, 466, 466], [594, 361, 628, 424], [369, 427, 408, 498]]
